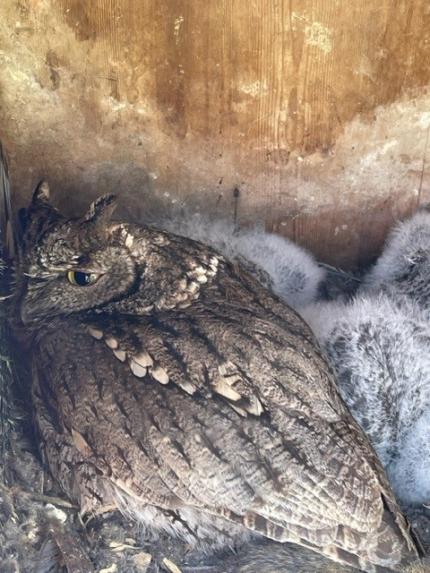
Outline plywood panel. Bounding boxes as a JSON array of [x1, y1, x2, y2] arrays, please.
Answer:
[[0, 0, 430, 267]]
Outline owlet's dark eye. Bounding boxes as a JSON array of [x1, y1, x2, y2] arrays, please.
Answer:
[[67, 270, 100, 287]]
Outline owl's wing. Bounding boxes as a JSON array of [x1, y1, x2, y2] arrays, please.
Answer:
[[55, 303, 417, 572]]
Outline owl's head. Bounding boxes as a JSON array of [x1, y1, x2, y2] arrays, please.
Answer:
[[14, 181, 138, 325], [14, 182, 221, 327]]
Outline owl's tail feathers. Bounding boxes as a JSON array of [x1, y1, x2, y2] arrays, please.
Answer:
[[235, 493, 422, 573], [304, 498, 423, 573]]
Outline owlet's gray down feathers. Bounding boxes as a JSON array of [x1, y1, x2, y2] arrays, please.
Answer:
[[10, 182, 421, 573]]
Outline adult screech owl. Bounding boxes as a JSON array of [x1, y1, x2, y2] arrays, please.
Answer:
[[10, 182, 420, 573]]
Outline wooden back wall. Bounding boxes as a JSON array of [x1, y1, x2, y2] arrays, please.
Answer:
[[1, 0, 430, 267]]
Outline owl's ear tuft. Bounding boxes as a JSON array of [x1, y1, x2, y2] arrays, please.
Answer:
[[32, 180, 51, 204], [84, 195, 117, 224]]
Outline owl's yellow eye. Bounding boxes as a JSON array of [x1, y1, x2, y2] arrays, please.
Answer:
[[67, 270, 100, 287]]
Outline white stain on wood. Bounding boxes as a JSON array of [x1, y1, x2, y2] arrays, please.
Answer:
[[304, 22, 333, 54]]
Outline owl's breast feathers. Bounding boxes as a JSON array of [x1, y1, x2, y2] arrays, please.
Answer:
[[31, 262, 418, 572]]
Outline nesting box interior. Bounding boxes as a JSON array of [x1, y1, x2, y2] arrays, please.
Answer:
[[1, 0, 430, 268]]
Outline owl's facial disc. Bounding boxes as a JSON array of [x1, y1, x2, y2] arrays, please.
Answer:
[[19, 238, 136, 324], [17, 190, 137, 325]]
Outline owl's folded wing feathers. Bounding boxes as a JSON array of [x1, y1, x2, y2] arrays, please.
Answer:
[[34, 301, 417, 571]]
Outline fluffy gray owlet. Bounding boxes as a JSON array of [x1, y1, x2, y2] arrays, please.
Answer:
[[360, 210, 430, 310], [301, 294, 430, 507], [11, 182, 420, 573], [300, 211, 430, 508]]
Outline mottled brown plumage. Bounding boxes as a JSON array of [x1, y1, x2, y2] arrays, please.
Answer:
[[10, 182, 421, 572]]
